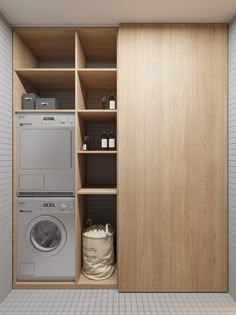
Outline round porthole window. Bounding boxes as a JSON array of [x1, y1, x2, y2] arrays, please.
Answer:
[[26, 216, 66, 257]]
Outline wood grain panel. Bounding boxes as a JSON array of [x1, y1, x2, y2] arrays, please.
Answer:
[[76, 71, 86, 110], [78, 69, 117, 89], [78, 28, 117, 60], [75, 31, 86, 69], [78, 151, 117, 154], [78, 187, 117, 195], [78, 267, 117, 288], [13, 32, 39, 68], [15, 69, 75, 90], [14, 28, 75, 60], [76, 195, 85, 281], [77, 110, 117, 122], [118, 24, 227, 292], [13, 72, 37, 110], [14, 282, 76, 289]]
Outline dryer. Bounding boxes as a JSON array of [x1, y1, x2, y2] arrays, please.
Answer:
[[17, 197, 75, 281], [16, 113, 75, 197]]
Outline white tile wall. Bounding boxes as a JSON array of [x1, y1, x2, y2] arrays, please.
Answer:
[[229, 16, 236, 300], [0, 13, 12, 302]]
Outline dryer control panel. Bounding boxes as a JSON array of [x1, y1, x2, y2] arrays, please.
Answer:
[[17, 197, 75, 214], [16, 113, 75, 127]]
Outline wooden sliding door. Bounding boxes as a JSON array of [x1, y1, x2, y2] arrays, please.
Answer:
[[118, 24, 227, 292]]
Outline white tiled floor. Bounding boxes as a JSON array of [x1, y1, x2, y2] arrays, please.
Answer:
[[0, 290, 236, 314]]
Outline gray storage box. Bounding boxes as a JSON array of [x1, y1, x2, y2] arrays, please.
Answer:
[[35, 98, 59, 110], [22, 93, 38, 110]]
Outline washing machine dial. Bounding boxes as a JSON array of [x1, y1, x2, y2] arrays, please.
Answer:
[[60, 204, 66, 211]]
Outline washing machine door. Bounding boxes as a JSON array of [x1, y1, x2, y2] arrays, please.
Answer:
[[26, 216, 67, 257]]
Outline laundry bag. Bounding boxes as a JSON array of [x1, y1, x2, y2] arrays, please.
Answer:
[[82, 220, 115, 280]]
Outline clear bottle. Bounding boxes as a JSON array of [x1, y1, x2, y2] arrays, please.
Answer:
[[109, 93, 116, 110], [108, 131, 115, 150], [101, 131, 108, 150]]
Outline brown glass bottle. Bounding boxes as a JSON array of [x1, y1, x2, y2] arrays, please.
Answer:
[[108, 131, 115, 150], [101, 131, 108, 150]]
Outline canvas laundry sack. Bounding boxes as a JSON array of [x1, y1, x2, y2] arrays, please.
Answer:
[[82, 221, 115, 280]]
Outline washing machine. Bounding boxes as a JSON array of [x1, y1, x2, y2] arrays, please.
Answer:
[[17, 197, 75, 281]]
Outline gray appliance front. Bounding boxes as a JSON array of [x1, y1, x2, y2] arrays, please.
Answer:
[[17, 113, 75, 196], [16, 197, 75, 280]]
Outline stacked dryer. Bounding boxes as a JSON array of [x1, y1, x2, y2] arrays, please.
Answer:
[[16, 113, 75, 281]]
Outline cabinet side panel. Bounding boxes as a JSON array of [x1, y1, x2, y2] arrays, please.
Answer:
[[229, 17, 236, 300], [118, 24, 227, 292], [13, 32, 39, 69]]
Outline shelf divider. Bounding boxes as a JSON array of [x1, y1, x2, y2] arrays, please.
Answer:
[[77, 110, 117, 122], [78, 150, 117, 154], [15, 109, 75, 113], [78, 187, 117, 195], [15, 69, 75, 90], [78, 266, 117, 289], [78, 68, 117, 89]]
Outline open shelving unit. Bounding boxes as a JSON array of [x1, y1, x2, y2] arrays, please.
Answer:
[[13, 27, 118, 289]]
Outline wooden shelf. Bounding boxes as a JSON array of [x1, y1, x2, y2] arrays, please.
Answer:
[[78, 150, 117, 154], [15, 69, 75, 90], [78, 69, 117, 89], [15, 109, 75, 113], [14, 281, 75, 289], [77, 110, 117, 122], [78, 267, 117, 289], [78, 187, 117, 195]]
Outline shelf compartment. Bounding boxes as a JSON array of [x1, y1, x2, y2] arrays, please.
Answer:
[[14, 28, 75, 68], [78, 267, 117, 289], [78, 69, 116, 90], [14, 69, 75, 110], [77, 121, 116, 153], [85, 90, 117, 110], [77, 194, 117, 288], [78, 187, 117, 195], [78, 150, 117, 154], [77, 110, 116, 122], [16, 69, 75, 90], [77, 28, 117, 68]]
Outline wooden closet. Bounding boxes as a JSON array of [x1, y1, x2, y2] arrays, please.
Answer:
[[12, 24, 227, 292], [118, 24, 227, 292]]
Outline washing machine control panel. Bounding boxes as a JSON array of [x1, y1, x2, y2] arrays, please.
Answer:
[[17, 197, 74, 213], [40, 201, 74, 212]]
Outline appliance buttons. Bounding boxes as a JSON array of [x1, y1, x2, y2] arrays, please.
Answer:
[[60, 204, 66, 211]]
